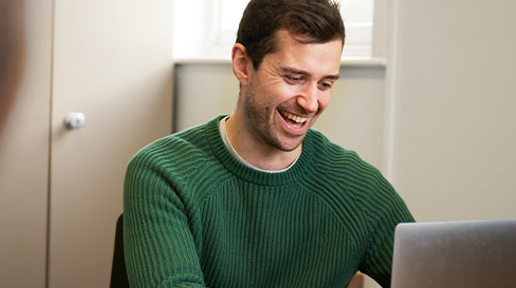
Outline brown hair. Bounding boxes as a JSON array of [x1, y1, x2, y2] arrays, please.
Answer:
[[236, 0, 345, 69]]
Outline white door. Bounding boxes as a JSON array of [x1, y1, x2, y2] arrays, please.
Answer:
[[48, 1, 174, 287]]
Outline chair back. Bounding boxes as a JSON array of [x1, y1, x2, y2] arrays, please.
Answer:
[[110, 213, 129, 288]]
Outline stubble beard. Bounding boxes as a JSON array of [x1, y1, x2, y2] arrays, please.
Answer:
[[242, 88, 305, 152]]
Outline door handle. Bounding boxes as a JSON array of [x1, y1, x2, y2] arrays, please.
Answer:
[[64, 112, 86, 130]]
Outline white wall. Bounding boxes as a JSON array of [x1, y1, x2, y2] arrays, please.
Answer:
[[389, 0, 516, 222]]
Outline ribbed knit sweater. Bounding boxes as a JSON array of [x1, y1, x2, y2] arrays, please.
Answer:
[[124, 115, 414, 288]]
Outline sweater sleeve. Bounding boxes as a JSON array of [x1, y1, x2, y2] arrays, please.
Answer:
[[357, 171, 415, 288], [123, 151, 209, 288]]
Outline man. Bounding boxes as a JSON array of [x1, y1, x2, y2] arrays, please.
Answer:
[[124, 0, 414, 287]]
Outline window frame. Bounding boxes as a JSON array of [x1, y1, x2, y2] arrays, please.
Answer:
[[173, 0, 386, 61]]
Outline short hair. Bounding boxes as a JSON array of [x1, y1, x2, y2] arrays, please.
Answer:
[[236, 0, 345, 69]]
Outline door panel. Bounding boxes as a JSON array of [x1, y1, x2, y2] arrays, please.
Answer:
[[49, 1, 174, 287]]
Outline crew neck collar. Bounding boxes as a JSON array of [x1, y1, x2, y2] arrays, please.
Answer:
[[219, 116, 300, 174], [205, 115, 316, 186]]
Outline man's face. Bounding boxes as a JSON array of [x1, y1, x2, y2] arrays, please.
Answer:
[[240, 30, 342, 152]]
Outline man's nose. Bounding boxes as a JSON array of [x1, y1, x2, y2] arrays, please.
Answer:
[[296, 82, 319, 113]]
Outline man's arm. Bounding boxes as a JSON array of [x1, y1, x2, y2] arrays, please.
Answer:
[[123, 152, 210, 288], [357, 173, 415, 288]]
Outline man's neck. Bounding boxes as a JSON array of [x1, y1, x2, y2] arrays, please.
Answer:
[[225, 114, 302, 171]]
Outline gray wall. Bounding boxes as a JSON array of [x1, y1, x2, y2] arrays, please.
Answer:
[[389, 0, 516, 222]]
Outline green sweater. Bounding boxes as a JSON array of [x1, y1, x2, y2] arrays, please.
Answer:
[[124, 115, 414, 288]]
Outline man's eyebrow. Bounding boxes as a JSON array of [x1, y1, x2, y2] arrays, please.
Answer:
[[324, 74, 340, 81], [279, 67, 340, 80], [280, 67, 309, 76]]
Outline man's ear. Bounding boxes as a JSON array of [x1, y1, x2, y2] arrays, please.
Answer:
[[232, 43, 252, 86]]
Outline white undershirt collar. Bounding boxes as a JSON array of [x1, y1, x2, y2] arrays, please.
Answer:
[[219, 116, 299, 173]]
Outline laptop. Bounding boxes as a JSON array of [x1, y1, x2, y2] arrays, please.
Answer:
[[391, 219, 516, 288]]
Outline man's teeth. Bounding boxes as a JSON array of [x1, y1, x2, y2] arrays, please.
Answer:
[[280, 110, 307, 123]]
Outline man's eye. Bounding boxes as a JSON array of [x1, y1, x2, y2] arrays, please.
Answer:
[[286, 75, 302, 82], [319, 82, 333, 89]]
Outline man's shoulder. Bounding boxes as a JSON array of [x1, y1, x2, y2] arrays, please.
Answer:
[[124, 117, 232, 205], [304, 129, 388, 193], [305, 129, 371, 170], [304, 129, 413, 220], [128, 120, 215, 173]]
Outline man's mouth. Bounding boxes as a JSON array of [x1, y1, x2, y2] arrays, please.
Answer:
[[279, 109, 307, 129]]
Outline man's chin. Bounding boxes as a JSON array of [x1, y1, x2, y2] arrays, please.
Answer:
[[272, 135, 305, 152]]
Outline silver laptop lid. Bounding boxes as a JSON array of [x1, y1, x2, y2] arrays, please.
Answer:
[[391, 219, 516, 288]]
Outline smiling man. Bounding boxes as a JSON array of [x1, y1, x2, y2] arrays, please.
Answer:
[[124, 0, 414, 287], [227, 29, 342, 170]]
